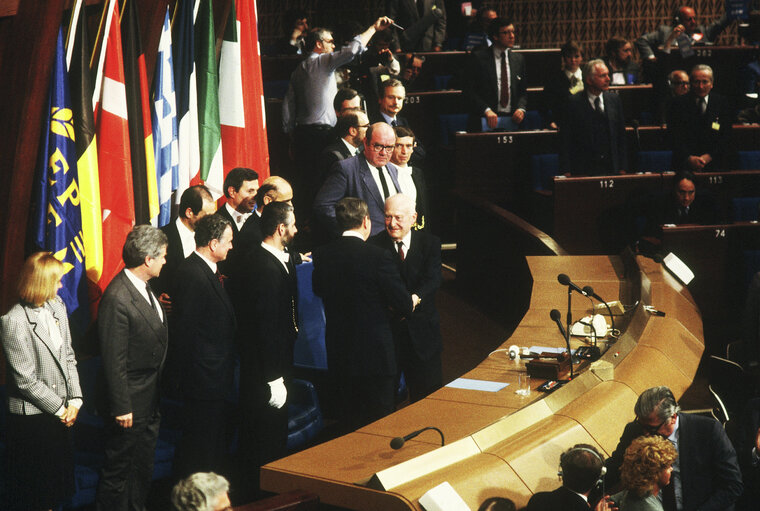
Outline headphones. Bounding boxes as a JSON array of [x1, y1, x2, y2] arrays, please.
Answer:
[[558, 446, 607, 494]]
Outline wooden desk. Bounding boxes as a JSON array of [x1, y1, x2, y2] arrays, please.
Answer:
[[261, 254, 704, 510]]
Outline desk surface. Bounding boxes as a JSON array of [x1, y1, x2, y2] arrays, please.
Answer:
[[261, 254, 704, 510]]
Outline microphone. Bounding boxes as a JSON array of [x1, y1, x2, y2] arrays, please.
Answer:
[[583, 286, 616, 337], [558, 273, 588, 296], [390, 426, 445, 450], [550, 308, 567, 339], [550, 309, 575, 379]]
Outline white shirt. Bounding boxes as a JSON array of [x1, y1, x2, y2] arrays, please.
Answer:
[[492, 47, 512, 114], [365, 158, 397, 200], [341, 137, 359, 156], [124, 268, 164, 322], [394, 230, 413, 256], [380, 111, 398, 126], [261, 241, 290, 273], [342, 230, 364, 240], [175, 217, 196, 257], [193, 250, 217, 274], [225, 202, 251, 231], [587, 91, 605, 113], [395, 163, 418, 204]]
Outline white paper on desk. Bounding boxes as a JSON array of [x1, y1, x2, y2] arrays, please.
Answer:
[[419, 481, 471, 511], [529, 346, 570, 355], [663, 252, 694, 285], [446, 378, 508, 392]]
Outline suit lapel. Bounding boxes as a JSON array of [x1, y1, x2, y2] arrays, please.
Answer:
[[359, 156, 386, 210], [192, 253, 235, 318], [121, 272, 168, 342], [486, 48, 498, 100], [25, 306, 63, 361], [404, 0, 419, 20]]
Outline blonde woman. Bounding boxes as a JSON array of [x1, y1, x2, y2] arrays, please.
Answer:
[[1, 252, 82, 511], [612, 436, 678, 511]]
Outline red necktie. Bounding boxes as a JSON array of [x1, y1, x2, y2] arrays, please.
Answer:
[[397, 241, 405, 262], [500, 51, 510, 108]]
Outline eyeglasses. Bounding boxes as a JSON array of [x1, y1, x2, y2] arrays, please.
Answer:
[[321, 38, 335, 45], [370, 143, 395, 153], [357, 123, 370, 129], [637, 416, 670, 434]]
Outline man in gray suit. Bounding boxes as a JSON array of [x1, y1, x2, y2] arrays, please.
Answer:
[[313, 122, 401, 238], [96, 225, 169, 511]]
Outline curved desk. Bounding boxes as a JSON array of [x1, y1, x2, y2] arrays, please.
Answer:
[[261, 253, 704, 510]]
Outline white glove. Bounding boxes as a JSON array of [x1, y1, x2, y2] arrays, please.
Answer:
[[267, 377, 287, 409]]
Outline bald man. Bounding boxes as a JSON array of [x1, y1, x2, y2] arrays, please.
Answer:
[[370, 193, 442, 401], [314, 122, 402, 238]]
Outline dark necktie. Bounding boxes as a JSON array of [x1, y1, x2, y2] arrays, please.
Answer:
[[500, 51, 510, 108], [417, 0, 425, 18], [397, 241, 405, 262], [391, 119, 397, 127], [594, 96, 602, 113], [699, 97, 707, 115], [662, 480, 677, 511], [377, 166, 391, 199], [216, 270, 225, 288], [145, 282, 160, 319]]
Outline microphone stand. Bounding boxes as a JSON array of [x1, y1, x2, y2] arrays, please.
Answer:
[[565, 288, 575, 379]]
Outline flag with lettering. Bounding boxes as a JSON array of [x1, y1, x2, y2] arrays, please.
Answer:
[[92, 0, 135, 293], [219, 0, 270, 180], [152, 6, 178, 227], [173, 0, 201, 203], [31, 26, 89, 331], [195, 0, 223, 198], [66, 0, 103, 286]]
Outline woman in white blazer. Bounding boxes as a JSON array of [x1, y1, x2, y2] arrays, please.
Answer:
[[1, 252, 83, 511]]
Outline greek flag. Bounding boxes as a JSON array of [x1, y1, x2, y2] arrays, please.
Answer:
[[152, 6, 179, 227]]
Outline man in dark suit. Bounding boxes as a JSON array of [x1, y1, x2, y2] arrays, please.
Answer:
[[235, 202, 300, 498], [370, 79, 426, 165], [668, 65, 735, 172], [153, 184, 215, 399], [317, 110, 370, 188], [171, 215, 236, 479], [463, 17, 527, 131], [370, 193, 441, 402], [96, 225, 169, 511], [560, 59, 627, 176], [605, 386, 743, 511], [313, 122, 402, 238], [153, 184, 215, 299], [215, 167, 259, 277], [387, 0, 446, 52], [313, 198, 413, 431], [527, 444, 611, 511]]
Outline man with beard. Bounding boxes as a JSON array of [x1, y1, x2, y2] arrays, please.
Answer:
[[235, 202, 300, 499]]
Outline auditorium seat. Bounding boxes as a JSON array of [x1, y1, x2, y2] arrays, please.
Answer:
[[437, 113, 469, 146], [263, 80, 290, 99], [433, 74, 453, 90], [530, 153, 560, 193], [732, 197, 760, 222], [521, 110, 544, 131], [480, 116, 519, 132], [286, 379, 323, 451], [737, 150, 760, 170], [636, 150, 672, 173], [294, 262, 327, 371]]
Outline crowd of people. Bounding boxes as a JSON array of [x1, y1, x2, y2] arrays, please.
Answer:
[[4, 3, 760, 511]]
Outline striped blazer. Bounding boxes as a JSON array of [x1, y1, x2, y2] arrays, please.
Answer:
[[1, 297, 82, 415]]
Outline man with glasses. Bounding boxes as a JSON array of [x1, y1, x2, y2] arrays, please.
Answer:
[[317, 110, 371, 189], [314, 122, 402, 238], [463, 17, 527, 131], [604, 386, 742, 511]]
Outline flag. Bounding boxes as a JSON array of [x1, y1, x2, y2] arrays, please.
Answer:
[[195, 0, 223, 198], [172, 0, 201, 203], [65, 0, 103, 285], [219, 0, 270, 180], [30, 26, 89, 333], [152, 6, 178, 227], [93, 0, 135, 293], [122, 0, 158, 225]]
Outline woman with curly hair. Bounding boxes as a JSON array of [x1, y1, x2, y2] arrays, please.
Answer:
[[612, 435, 678, 510]]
